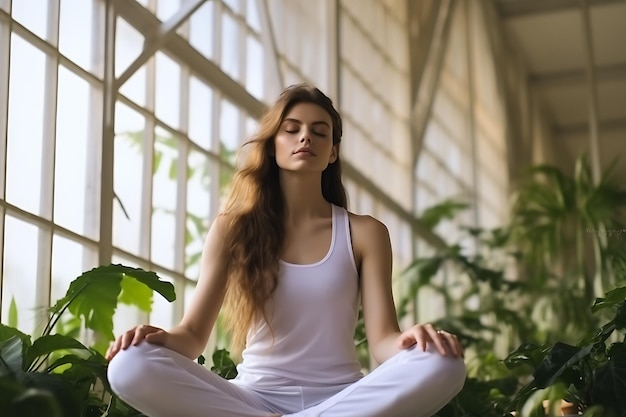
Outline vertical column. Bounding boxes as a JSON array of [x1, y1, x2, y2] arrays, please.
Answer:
[[99, 0, 118, 266], [0, 0, 12, 319], [34, 0, 60, 334], [464, 0, 480, 232], [84, 0, 105, 271], [174, 61, 191, 322], [580, 0, 602, 185]]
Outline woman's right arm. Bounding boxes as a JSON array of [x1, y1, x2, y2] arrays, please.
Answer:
[[105, 215, 230, 361]]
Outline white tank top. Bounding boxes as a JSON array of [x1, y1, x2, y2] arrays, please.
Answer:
[[233, 204, 363, 388]]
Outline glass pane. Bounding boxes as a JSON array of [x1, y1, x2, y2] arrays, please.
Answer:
[[155, 52, 181, 129], [59, 0, 101, 75], [6, 35, 46, 216], [12, 0, 49, 41], [246, 35, 264, 100], [151, 128, 179, 270], [246, 0, 261, 32], [119, 65, 146, 107], [156, 0, 181, 21], [221, 12, 241, 80], [1, 216, 40, 335], [188, 76, 213, 150], [113, 103, 146, 255], [219, 98, 240, 156], [51, 235, 95, 308], [115, 17, 144, 78], [54, 67, 95, 237], [186, 150, 212, 279], [149, 273, 176, 329], [223, 0, 241, 14], [189, 1, 214, 60], [245, 115, 257, 139]]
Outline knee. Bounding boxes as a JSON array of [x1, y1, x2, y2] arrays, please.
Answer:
[[436, 354, 466, 394], [405, 348, 467, 395], [107, 343, 162, 400], [428, 353, 466, 396]]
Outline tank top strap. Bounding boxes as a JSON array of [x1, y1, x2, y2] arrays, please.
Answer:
[[331, 204, 358, 274]]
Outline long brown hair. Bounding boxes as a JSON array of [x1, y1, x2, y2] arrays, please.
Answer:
[[221, 84, 347, 352]]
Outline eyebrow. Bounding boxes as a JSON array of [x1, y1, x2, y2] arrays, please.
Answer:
[[282, 118, 331, 128]]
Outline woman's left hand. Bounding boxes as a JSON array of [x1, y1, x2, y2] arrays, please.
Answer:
[[397, 323, 464, 358]]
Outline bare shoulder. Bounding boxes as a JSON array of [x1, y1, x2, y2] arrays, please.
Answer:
[[347, 212, 391, 264], [347, 212, 389, 238], [211, 212, 231, 235]]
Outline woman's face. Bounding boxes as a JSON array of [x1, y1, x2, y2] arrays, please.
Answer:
[[274, 102, 337, 173]]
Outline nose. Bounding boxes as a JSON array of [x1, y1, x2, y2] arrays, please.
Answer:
[[299, 131, 311, 143]]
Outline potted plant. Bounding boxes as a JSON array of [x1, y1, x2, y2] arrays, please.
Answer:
[[0, 264, 175, 417]]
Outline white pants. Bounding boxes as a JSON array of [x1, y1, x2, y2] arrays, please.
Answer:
[[107, 343, 466, 417]]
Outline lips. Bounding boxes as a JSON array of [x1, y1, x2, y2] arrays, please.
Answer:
[[294, 147, 316, 156]]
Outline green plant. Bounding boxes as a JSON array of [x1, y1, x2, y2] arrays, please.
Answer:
[[395, 199, 531, 416], [0, 264, 175, 417], [504, 286, 626, 417], [509, 155, 626, 344]]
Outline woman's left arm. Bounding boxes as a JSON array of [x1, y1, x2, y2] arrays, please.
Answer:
[[355, 215, 463, 364]]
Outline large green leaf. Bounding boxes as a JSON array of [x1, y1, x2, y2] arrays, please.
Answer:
[[0, 336, 24, 378], [48, 352, 109, 395], [591, 342, 626, 415], [25, 335, 89, 371], [50, 264, 176, 341], [592, 287, 626, 313], [504, 343, 549, 371], [534, 342, 593, 388], [119, 276, 153, 312], [211, 348, 237, 380], [62, 271, 120, 340], [0, 324, 31, 349]]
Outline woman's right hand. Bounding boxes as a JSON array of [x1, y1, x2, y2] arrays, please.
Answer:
[[105, 324, 169, 361]]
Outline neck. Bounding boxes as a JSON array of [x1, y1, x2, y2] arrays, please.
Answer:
[[279, 172, 330, 221]]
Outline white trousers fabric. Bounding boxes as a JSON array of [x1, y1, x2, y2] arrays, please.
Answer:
[[107, 342, 466, 417]]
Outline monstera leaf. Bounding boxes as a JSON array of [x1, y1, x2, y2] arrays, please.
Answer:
[[48, 264, 175, 343]]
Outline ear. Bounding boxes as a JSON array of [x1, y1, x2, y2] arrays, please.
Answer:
[[328, 144, 338, 164]]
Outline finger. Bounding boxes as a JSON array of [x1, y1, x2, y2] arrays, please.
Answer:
[[131, 324, 155, 346], [450, 334, 464, 358], [410, 326, 427, 352], [105, 341, 114, 361], [106, 336, 124, 360], [439, 331, 463, 357], [121, 328, 137, 349], [426, 326, 448, 355]]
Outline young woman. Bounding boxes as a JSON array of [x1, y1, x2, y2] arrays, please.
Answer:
[[106, 84, 466, 417]]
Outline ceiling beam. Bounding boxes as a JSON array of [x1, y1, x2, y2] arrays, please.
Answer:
[[496, 0, 621, 18], [531, 62, 626, 87], [116, 0, 266, 119], [115, 0, 208, 90], [409, 0, 456, 169]]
